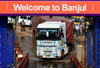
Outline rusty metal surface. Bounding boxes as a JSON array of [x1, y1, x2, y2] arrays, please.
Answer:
[[17, 52, 29, 68], [71, 54, 84, 68]]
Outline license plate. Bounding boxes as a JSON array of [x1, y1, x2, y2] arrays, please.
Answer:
[[45, 54, 50, 56]]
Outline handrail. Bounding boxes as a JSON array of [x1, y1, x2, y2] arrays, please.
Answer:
[[17, 52, 29, 68], [71, 54, 84, 68]]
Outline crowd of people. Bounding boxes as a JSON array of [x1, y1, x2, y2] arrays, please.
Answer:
[[74, 21, 89, 37]]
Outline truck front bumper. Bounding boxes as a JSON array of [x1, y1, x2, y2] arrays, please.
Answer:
[[37, 46, 62, 58], [37, 51, 61, 58]]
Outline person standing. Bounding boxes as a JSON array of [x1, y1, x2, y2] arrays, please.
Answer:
[[73, 24, 75, 34], [86, 20, 89, 32], [33, 29, 36, 38], [79, 22, 83, 36], [21, 20, 25, 31], [76, 24, 79, 37]]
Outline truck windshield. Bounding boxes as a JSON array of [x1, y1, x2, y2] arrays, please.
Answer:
[[36, 28, 60, 40]]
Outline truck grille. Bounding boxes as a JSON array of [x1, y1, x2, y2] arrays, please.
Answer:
[[44, 51, 52, 52]]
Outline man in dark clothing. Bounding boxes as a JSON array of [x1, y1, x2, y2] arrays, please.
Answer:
[[29, 19, 32, 30], [33, 29, 36, 38], [21, 20, 25, 31]]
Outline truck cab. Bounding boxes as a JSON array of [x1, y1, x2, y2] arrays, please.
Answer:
[[36, 21, 68, 58]]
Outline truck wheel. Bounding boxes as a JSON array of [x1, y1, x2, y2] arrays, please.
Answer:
[[71, 43, 75, 51], [67, 43, 71, 52], [67, 43, 74, 52]]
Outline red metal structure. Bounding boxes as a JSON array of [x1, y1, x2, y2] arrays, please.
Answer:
[[17, 52, 29, 68], [71, 54, 84, 68]]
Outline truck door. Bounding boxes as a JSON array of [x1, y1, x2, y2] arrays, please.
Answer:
[[61, 28, 64, 44]]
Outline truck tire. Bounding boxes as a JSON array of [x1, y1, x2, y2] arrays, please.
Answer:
[[61, 50, 64, 59], [67, 43, 74, 52]]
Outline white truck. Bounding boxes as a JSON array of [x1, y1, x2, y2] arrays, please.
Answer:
[[36, 21, 73, 59], [8, 16, 15, 23], [18, 16, 31, 26]]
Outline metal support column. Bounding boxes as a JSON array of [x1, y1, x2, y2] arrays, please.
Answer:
[[0, 16, 7, 68]]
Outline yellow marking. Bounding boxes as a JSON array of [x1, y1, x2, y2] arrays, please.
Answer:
[[45, 54, 50, 56]]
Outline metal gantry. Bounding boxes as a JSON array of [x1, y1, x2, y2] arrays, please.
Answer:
[[94, 17, 100, 68]]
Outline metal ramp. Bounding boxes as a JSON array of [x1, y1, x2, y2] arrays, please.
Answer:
[[36, 61, 65, 68]]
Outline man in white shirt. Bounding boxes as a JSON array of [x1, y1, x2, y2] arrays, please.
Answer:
[[75, 24, 79, 37], [86, 21, 89, 32], [79, 22, 83, 36]]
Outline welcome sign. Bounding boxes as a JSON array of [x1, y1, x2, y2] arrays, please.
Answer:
[[0, 1, 99, 14]]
